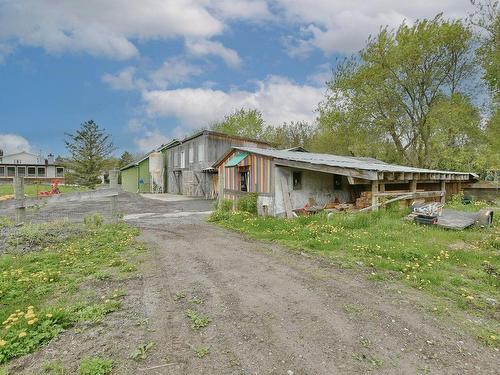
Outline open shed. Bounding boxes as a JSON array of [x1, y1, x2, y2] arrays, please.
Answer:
[[214, 147, 478, 217]]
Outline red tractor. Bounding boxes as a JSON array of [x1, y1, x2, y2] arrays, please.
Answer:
[[37, 180, 61, 197]]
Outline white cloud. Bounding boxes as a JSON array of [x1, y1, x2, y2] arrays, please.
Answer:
[[102, 67, 139, 91], [133, 130, 171, 152], [276, 0, 473, 55], [142, 75, 324, 128], [211, 0, 271, 20], [0, 0, 224, 59], [0, 43, 13, 63], [186, 39, 241, 68], [0, 134, 32, 154], [149, 57, 204, 88]]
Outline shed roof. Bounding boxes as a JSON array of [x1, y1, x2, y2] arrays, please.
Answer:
[[216, 147, 477, 181]]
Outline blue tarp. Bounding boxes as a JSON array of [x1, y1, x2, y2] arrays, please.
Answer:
[[225, 152, 249, 167]]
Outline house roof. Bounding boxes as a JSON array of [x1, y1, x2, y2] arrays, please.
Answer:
[[215, 147, 478, 181], [120, 139, 179, 171], [174, 130, 271, 147]]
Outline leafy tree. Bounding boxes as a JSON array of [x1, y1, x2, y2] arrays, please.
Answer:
[[118, 151, 135, 168], [264, 121, 317, 149], [318, 16, 482, 169], [470, 0, 499, 94], [65, 120, 116, 187], [211, 108, 265, 139]]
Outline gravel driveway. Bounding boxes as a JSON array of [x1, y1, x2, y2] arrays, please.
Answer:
[[6, 192, 498, 374]]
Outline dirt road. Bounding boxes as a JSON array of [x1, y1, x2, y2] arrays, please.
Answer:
[[8, 193, 499, 374]]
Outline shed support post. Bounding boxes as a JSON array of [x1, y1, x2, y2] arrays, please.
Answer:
[[409, 179, 417, 193], [371, 180, 379, 211], [440, 181, 446, 204], [379, 183, 385, 193], [14, 176, 26, 223]]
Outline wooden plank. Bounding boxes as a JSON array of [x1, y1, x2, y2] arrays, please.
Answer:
[[359, 194, 413, 212], [373, 190, 444, 198], [275, 159, 378, 180], [347, 176, 372, 185], [440, 180, 446, 204], [409, 179, 417, 193], [371, 180, 379, 211], [280, 175, 293, 219]]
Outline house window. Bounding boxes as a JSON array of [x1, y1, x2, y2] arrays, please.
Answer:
[[198, 143, 204, 162], [293, 171, 302, 190], [189, 145, 194, 164], [17, 166, 26, 176], [27, 167, 36, 177], [56, 167, 64, 177], [0, 166, 4, 176], [7, 167, 15, 177], [180, 150, 185, 168], [37, 167, 46, 177], [240, 168, 249, 192]]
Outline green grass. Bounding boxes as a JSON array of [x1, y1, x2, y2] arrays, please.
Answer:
[[0, 184, 88, 198], [0, 219, 140, 364], [210, 203, 499, 347], [78, 357, 113, 375]]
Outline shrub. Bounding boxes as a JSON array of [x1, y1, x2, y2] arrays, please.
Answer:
[[78, 357, 113, 375], [236, 193, 258, 214], [217, 199, 233, 212], [83, 213, 103, 228]]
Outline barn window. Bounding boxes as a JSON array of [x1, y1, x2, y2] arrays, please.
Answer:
[[189, 144, 194, 163], [28, 167, 36, 176], [293, 171, 302, 190], [198, 143, 204, 162], [7, 167, 15, 176], [180, 150, 185, 168], [333, 174, 342, 188], [37, 167, 46, 177], [0, 166, 4, 176], [240, 168, 249, 192], [17, 166, 26, 176], [56, 167, 64, 177]]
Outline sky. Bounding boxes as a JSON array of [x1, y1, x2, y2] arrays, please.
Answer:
[[0, 0, 473, 156]]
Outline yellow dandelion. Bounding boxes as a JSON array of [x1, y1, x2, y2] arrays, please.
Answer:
[[0, 339, 6, 347], [18, 332, 27, 338], [45, 314, 53, 318]]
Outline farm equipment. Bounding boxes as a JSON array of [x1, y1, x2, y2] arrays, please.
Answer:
[[37, 180, 61, 197]]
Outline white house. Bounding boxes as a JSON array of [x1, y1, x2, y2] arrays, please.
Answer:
[[0, 150, 65, 182]]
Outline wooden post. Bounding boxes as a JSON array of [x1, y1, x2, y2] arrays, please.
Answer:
[[13, 176, 26, 223], [379, 183, 385, 193], [110, 194, 118, 222], [409, 179, 417, 193], [440, 180, 446, 204], [371, 180, 379, 211]]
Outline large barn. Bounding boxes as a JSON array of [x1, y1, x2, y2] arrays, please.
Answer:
[[214, 147, 478, 217]]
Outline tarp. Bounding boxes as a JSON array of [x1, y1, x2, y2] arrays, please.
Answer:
[[225, 152, 249, 167]]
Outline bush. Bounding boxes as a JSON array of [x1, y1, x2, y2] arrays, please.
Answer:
[[78, 357, 113, 375], [236, 193, 258, 214], [217, 199, 233, 212]]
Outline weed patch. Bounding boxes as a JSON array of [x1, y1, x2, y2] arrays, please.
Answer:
[[185, 309, 211, 330], [78, 357, 113, 375], [0, 221, 140, 364], [211, 205, 499, 347], [129, 342, 155, 361]]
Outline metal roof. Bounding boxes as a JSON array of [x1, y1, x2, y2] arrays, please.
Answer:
[[233, 147, 476, 177]]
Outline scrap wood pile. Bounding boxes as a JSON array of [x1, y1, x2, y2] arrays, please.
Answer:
[[355, 191, 372, 209]]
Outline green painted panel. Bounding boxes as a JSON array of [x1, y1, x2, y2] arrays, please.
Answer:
[[138, 158, 150, 193], [121, 167, 138, 193], [225, 152, 249, 167]]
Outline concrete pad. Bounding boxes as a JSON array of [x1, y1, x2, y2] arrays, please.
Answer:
[[140, 193, 204, 202]]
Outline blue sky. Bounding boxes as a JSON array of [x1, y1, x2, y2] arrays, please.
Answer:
[[0, 0, 472, 156]]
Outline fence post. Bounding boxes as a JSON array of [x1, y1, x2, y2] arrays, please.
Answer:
[[110, 194, 118, 223], [109, 169, 119, 190], [13, 176, 26, 222]]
